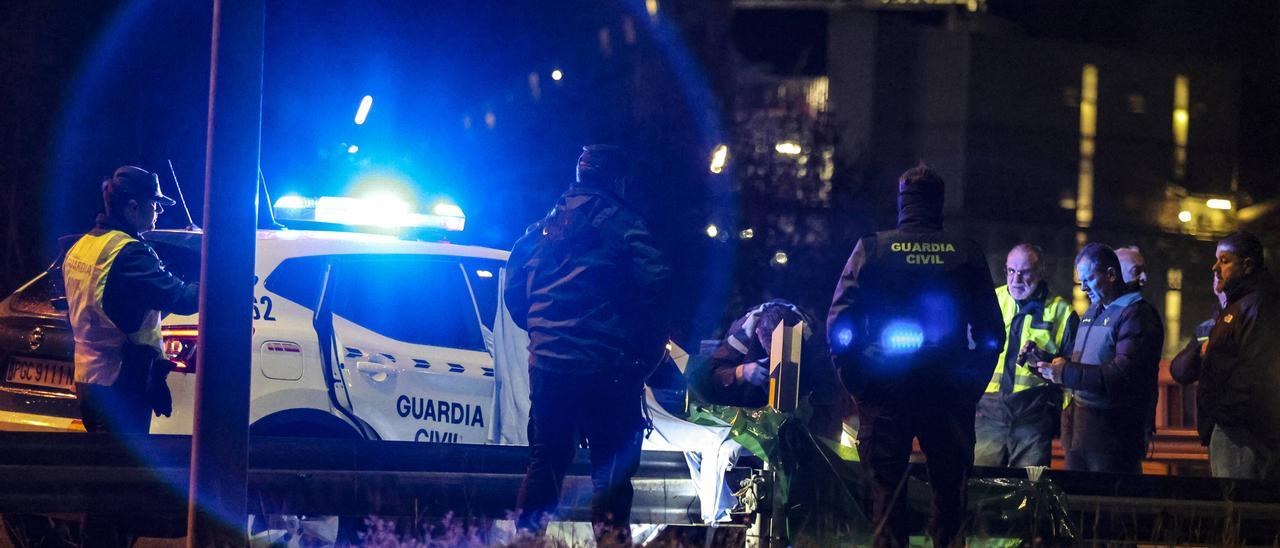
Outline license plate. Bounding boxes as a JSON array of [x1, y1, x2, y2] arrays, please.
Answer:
[[5, 356, 75, 391]]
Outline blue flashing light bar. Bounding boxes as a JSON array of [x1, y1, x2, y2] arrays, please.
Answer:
[[272, 195, 465, 232], [355, 95, 373, 125]]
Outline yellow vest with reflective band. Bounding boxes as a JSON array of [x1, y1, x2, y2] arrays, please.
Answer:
[[63, 230, 163, 385], [984, 285, 1073, 394]]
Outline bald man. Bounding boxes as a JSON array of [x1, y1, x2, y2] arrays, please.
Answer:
[[1116, 246, 1148, 292]]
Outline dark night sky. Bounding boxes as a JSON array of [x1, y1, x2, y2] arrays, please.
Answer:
[[2, 0, 1277, 305]]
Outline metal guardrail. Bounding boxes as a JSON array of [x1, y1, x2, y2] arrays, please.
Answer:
[[4, 431, 1280, 544], [0, 432, 699, 525]]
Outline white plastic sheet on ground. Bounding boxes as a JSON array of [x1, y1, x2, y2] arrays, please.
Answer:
[[643, 387, 742, 523]]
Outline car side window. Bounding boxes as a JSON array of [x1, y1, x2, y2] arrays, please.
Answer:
[[263, 256, 329, 310], [461, 258, 504, 331], [331, 257, 486, 352]]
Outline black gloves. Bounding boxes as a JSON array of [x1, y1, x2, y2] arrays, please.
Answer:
[[146, 359, 176, 417]]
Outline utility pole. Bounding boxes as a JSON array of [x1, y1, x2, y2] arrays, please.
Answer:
[[188, 0, 263, 546]]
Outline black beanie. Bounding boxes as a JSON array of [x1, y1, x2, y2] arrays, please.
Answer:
[[575, 144, 629, 188]]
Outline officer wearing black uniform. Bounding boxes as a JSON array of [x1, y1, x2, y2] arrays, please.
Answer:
[[827, 165, 1004, 547]]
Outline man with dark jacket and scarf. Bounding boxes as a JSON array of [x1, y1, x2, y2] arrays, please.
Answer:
[[1165, 231, 1280, 479], [505, 145, 672, 542], [827, 165, 1004, 547], [1033, 243, 1164, 474]]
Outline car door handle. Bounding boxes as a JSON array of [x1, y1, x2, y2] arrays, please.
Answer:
[[356, 361, 397, 378]]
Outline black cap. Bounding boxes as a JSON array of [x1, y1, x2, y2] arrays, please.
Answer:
[[105, 165, 176, 206], [575, 144, 629, 187]]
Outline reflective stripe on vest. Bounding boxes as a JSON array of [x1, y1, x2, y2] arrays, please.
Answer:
[[63, 230, 163, 385], [985, 285, 1073, 394]]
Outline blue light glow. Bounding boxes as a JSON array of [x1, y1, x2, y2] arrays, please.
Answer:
[[354, 95, 373, 125], [834, 327, 854, 349], [880, 320, 924, 354]]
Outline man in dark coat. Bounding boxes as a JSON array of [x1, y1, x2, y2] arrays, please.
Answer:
[[1034, 243, 1164, 474], [827, 165, 1004, 547], [505, 145, 672, 542], [1165, 231, 1280, 479]]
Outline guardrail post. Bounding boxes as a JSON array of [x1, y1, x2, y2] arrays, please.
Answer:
[[188, 0, 263, 546]]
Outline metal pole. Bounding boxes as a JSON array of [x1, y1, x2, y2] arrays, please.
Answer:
[[188, 0, 263, 546]]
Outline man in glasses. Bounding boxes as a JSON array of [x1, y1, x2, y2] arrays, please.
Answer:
[[64, 166, 199, 434], [974, 244, 1078, 469]]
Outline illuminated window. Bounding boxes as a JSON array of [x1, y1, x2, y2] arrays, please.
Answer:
[[709, 144, 728, 174], [1073, 231, 1090, 315], [1165, 268, 1183, 356], [775, 141, 802, 155], [807, 77, 829, 114], [1076, 65, 1097, 229], [1173, 75, 1189, 181]]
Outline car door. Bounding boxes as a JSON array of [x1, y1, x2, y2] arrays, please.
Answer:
[[329, 255, 498, 443]]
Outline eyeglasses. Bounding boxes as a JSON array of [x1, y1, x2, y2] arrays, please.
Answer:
[[141, 199, 164, 213], [1006, 268, 1036, 278]]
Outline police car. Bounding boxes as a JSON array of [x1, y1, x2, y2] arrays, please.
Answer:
[[0, 196, 517, 443]]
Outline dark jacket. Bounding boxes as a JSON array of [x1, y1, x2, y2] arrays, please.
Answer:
[[96, 217, 200, 337], [89, 216, 199, 385], [1060, 291, 1163, 420], [705, 300, 838, 408], [504, 186, 672, 377], [1169, 318, 1215, 386], [826, 188, 1004, 404], [1171, 275, 1280, 447]]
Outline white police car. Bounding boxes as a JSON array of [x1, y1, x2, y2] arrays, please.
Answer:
[[0, 196, 519, 443]]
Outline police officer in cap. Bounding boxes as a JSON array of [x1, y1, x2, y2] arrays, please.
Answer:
[[827, 164, 1003, 547], [64, 166, 199, 435]]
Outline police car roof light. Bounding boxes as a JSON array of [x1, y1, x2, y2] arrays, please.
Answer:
[[274, 195, 315, 210], [271, 195, 466, 232]]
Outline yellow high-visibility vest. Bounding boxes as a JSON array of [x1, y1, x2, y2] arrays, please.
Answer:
[[985, 285, 1073, 394], [63, 230, 162, 385]]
